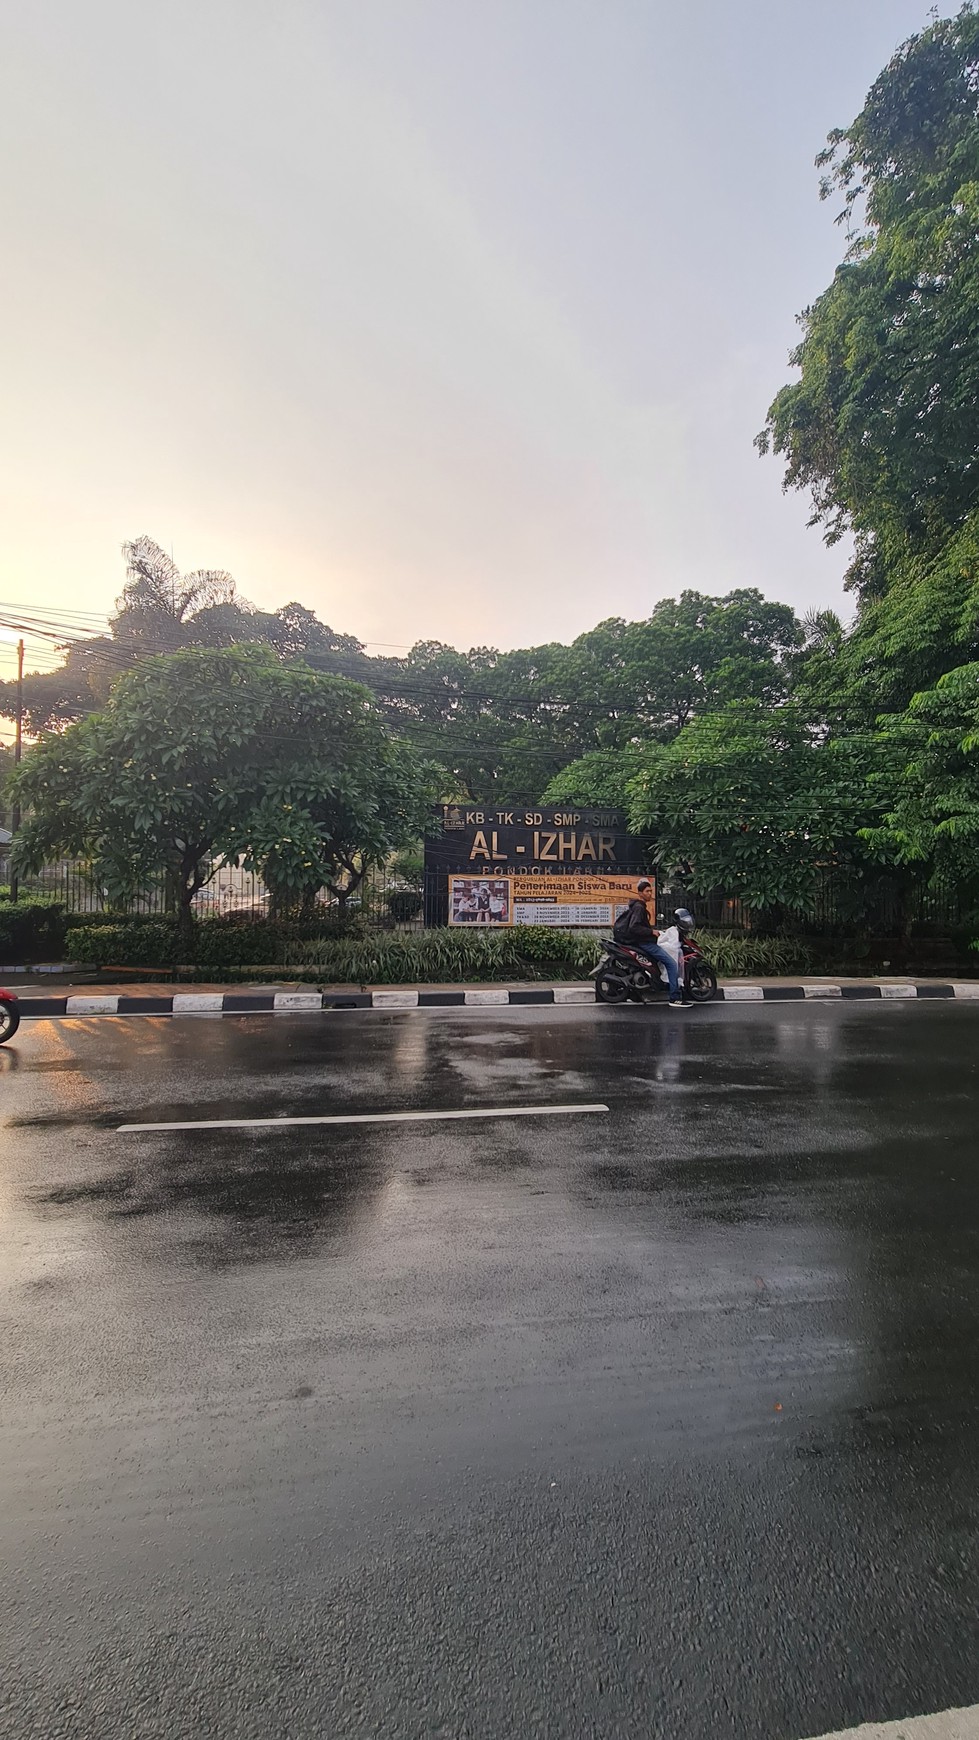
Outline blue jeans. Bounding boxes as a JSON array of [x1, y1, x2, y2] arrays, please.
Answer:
[[636, 941, 680, 999]]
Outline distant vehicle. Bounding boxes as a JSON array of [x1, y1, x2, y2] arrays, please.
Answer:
[[0, 989, 20, 1044]]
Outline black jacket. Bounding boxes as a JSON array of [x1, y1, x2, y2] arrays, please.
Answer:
[[616, 898, 658, 944]]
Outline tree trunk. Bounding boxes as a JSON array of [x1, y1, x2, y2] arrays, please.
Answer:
[[176, 888, 195, 959], [176, 849, 205, 961]]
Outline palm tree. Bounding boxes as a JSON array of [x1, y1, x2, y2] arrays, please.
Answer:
[[113, 537, 238, 649], [800, 608, 844, 651]]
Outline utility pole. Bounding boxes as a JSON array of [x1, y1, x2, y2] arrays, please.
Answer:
[[9, 638, 23, 903]]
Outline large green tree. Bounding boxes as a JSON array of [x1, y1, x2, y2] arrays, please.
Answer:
[[1, 534, 804, 810], [626, 702, 899, 919], [543, 747, 652, 808], [223, 663, 441, 915], [10, 645, 437, 938], [863, 662, 979, 896], [759, 5, 979, 601]]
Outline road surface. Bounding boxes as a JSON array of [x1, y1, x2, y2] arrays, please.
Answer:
[[2, 1001, 979, 1738]]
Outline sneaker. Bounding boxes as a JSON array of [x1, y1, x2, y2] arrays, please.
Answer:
[[669, 998, 691, 1009]]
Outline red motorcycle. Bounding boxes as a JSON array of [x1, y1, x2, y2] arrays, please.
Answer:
[[591, 908, 718, 1005], [0, 989, 21, 1044]]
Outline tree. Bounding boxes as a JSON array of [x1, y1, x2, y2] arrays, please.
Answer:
[[548, 592, 800, 746], [0, 636, 121, 734], [10, 646, 438, 941], [10, 646, 291, 938], [224, 663, 441, 915], [863, 662, 979, 897], [626, 702, 898, 919], [543, 747, 651, 808], [759, 6, 979, 600], [113, 536, 238, 648]]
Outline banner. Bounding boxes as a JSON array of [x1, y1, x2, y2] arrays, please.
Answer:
[[448, 872, 653, 929]]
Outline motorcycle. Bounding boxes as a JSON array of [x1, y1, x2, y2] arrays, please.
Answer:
[[0, 989, 21, 1044], [590, 909, 718, 1006]]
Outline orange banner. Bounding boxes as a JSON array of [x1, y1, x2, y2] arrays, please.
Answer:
[[449, 873, 654, 928]]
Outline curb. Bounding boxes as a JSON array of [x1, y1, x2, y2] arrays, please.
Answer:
[[0, 964, 74, 975], [9, 982, 979, 1019]]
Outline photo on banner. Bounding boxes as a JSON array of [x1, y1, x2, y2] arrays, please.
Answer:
[[448, 876, 513, 926]]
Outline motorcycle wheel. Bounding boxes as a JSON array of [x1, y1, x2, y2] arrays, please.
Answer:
[[686, 962, 717, 1003], [595, 971, 630, 1004], [0, 999, 20, 1043]]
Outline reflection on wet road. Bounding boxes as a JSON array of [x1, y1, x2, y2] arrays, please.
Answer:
[[2, 1003, 979, 1739]]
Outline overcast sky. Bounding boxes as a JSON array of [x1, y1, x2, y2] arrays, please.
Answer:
[[0, 0, 929, 678]]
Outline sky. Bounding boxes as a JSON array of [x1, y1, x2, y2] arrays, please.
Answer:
[[0, 0, 931, 691]]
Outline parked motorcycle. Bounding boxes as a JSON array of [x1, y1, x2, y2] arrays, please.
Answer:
[[590, 909, 718, 1005], [0, 989, 21, 1044]]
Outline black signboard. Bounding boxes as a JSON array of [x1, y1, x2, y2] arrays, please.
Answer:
[[425, 802, 649, 878]]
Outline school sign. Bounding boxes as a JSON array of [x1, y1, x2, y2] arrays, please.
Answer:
[[424, 803, 652, 929]]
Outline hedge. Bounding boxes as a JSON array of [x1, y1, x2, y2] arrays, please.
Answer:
[[66, 915, 353, 972], [65, 919, 815, 982], [0, 897, 67, 962], [66, 919, 600, 978]]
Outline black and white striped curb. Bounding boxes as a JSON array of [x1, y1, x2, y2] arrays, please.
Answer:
[[9, 982, 979, 1018]]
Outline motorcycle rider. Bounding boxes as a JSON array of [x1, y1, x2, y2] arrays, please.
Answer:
[[613, 880, 689, 1008]]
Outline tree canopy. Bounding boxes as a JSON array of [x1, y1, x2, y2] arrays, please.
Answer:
[[759, 5, 979, 600], [863, 662, 979, 897], [0, 568, 805, 808], [10, 646, 438, 932], [625, 704, 899, 918]]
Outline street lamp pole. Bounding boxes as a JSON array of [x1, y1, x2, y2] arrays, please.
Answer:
[[9, 637, 23, 903]]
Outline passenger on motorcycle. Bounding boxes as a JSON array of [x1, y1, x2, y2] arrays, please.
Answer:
[[612, 880, 689, 1008]]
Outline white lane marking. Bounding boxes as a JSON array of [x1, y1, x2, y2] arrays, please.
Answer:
[[117, 1103, 610, 1134], [807, 1702, 979, 1737]]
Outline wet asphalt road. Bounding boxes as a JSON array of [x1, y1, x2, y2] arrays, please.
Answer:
[[2, 1002, 979, 1740]]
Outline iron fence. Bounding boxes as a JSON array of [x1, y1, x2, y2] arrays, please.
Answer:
[[0, 852, 971, 938], [0, 855, 427, 927]]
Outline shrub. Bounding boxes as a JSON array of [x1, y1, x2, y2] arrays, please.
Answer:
[[390, 848, 424, 888], [285, 927, 603, 983], [67, 913, 365, 971], [67, 921, 179, 970], [64, 916, 815, 982], [700, 931, 814, 977], [63, 910, 167, 929], [0, 897, 67, 963], [386, 889, 424, 923]]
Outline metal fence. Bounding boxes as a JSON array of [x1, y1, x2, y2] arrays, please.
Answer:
[[655, 875, 971, 936], [0, 852, 970, 937], [0, 854, 426, 927]]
